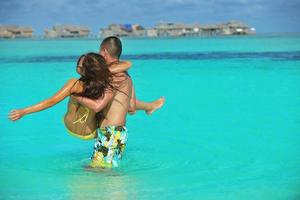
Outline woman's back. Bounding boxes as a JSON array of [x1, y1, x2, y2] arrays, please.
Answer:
[[64, 97, 97, 140]]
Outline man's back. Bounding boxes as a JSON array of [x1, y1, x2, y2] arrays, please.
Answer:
[[100, 74, 132, 127], [91, 74, 132, 168]]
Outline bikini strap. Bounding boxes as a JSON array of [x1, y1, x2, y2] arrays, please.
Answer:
[[73, 107, 90, 124]]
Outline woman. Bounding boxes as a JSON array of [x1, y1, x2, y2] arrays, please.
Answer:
[[9, 53, 130, 140]]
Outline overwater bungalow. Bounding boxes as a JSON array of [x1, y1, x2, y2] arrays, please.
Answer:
[[100, 24, 145, 38], [217, 21, 256, 35], [101, 21, 255, 38], [152, 23, 202, 37], [0, 25, 33, 38], [153, 21, 255, 37], [44, 25, 90, 38]]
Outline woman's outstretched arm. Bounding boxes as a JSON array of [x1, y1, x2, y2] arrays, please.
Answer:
[[9, 78, 79, 121]]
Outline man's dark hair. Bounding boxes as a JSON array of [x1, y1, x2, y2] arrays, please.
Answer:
[[100, 36, 122, 59]]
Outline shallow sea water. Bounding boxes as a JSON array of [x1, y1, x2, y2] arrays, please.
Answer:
[[1, 35, 300, 199]]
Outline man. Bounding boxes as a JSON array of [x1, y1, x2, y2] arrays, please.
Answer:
[[100, 36, 165, 115], [73, 36, 164, 168]]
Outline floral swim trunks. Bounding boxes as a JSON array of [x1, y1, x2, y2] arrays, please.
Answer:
[[89, 126, 128, 168]]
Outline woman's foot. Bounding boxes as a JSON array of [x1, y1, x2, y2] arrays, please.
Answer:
[[146, 97, 165, 115]]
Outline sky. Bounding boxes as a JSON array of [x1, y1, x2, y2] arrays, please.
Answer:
[[0, 0, 299, 35]]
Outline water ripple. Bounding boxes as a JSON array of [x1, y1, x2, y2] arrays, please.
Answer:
[[125, 51, 300, 61], [1, 51, 300, 63]]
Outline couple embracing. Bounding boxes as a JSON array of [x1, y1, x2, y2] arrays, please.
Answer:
[[9, 36, 165, 168]]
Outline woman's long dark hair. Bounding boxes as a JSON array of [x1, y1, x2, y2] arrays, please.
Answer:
[[75, 52, 114, 99]]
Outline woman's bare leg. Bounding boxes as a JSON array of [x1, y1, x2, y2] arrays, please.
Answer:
[[128, 84, 165, 115], [136, 97, 165, 115]]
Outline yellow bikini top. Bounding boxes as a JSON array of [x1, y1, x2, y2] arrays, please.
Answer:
[[64, 98, 97, 140]]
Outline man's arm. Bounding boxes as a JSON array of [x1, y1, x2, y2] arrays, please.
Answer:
[[109, 61, 131, 73], [71, 90, 114, 113]]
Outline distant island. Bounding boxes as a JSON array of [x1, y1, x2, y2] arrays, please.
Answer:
[[0, 21, 255, 39]]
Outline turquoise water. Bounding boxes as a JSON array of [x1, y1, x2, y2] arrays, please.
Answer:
[[1, 36, 300, 199]]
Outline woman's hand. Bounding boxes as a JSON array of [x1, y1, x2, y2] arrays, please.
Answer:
[[9, 109, 25, 121], [8, 79, 79, 122], [109, 61, 132, 73]]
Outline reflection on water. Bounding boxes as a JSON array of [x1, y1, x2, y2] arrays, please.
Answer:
[[67, 167, 140, 200]]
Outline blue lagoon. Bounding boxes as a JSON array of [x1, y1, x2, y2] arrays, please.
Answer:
[[1, 35, 300, 199]]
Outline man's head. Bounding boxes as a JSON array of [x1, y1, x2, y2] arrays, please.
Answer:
[[99, 36, 122, 63]]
